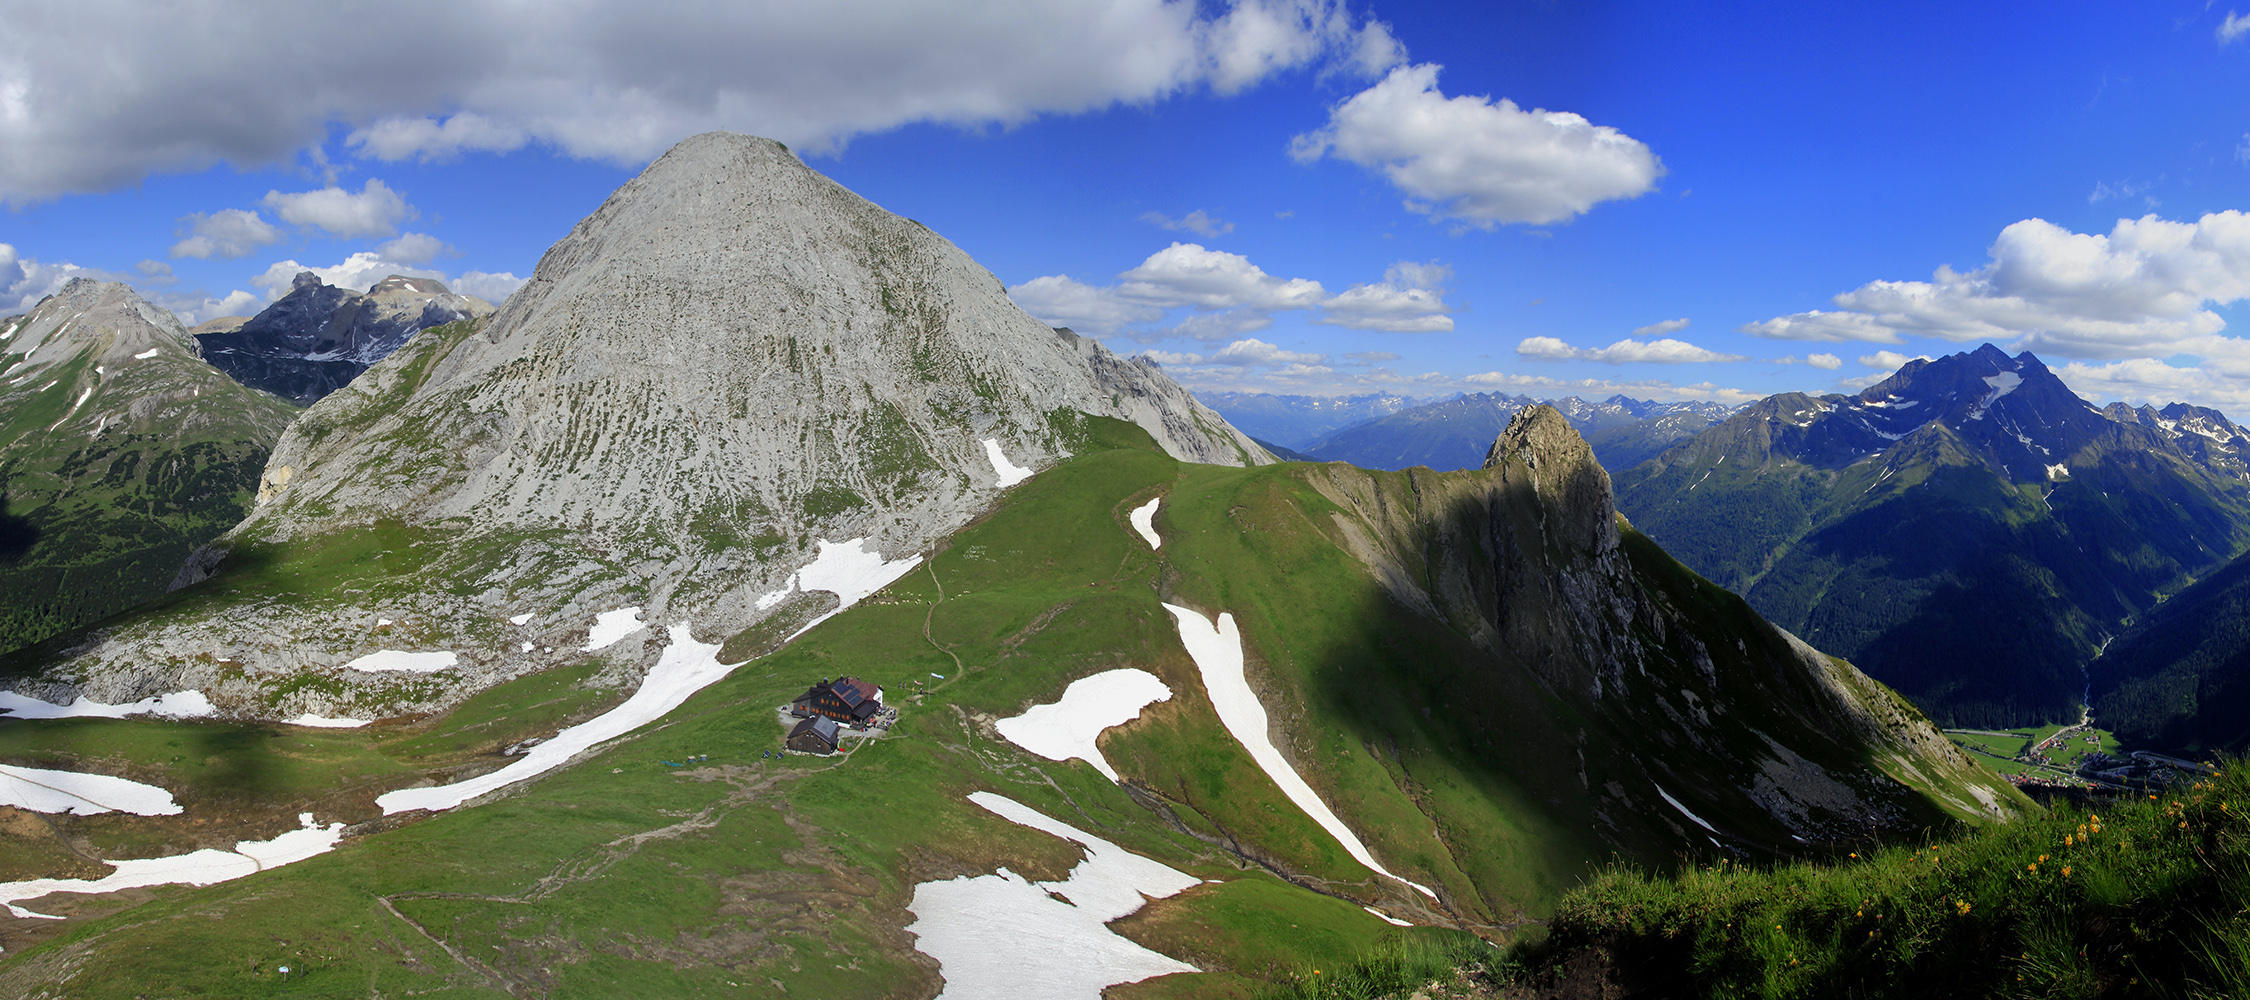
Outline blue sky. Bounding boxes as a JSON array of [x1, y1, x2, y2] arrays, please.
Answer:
[[7, 1, 2250, 410]]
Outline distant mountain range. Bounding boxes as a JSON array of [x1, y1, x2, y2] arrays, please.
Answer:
[[193, 272, 494, 405], [1192, 390, 1426, 449], [1614, 344, 2250, 729], [1201, 390, 1738, 473]]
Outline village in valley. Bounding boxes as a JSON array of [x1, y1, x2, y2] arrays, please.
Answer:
[[1945, 723, 2219, 797]]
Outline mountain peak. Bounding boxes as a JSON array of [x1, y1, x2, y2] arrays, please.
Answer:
[[34, 129, 1266, 721]]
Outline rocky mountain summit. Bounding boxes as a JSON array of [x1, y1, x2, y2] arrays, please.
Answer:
[[1302, 405, 2019, 851], [8, 132, 1265, 721], [194, 272, 494, 405], [0, 279, 296, 653], [1617, 344, 2250, 727]]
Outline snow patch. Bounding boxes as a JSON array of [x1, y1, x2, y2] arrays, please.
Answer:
[[1161, 603, 1437, 899], [994, 669, 1172, 782], [0, 813, 345, 919], [378, 623, 733, 815], [48, 386, 93, 431], [1364, 906, 1413, 927], [521, 641, 535, 652], [1128, 497, 1162, 550], [984, 438, 1033, 487], [906, 791, 1199, 999], [508, 612, 535, 626], [1655, 785, 1720, 834], [283, 714, 371, 729], [582, 607, 645, 651], [0, 765, 182, 816], [0, 689, 214, 720], [1966, 372, 2022, 421], [2046, 463, 2070, 481], [131, 348, 159, 360], [343, 650, 457, 673], [756, 538, 925, 640]]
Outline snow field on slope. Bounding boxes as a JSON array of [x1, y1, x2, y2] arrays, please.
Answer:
[[905, 791, 1198, 998], [0, 813, 346, 919], [284, 714, 372, 728], [754, 537, 925, 637], [1161, 603, 1438, 900], [378, 623, 728, 814], [1129, 497, 1162, 549], [383, 551, 921, 816], [0, 689, 214, 720], [343, 650, 458, 673], [581, 607, 646, 651], [983, 438, 1033, 487], [0, 765, 182, 816], [993, 669, 1172, 782]]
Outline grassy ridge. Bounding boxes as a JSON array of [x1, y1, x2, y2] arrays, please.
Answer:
[[1528, 765, 2250, 998]]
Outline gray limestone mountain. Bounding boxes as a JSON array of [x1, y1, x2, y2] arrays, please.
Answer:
[[0, 279, 297, 654], [5, 131, 1265, 720], [194, 272, 495, 405]]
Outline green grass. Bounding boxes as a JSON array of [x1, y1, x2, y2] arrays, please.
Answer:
[[1523, 760, 2250, 998], [0, 415, 2025, 998]]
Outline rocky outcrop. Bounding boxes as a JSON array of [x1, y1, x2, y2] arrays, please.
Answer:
[[194, 273, 494, 404], [14, 132, 1267, 721], [1303, 405, 2025, 851]]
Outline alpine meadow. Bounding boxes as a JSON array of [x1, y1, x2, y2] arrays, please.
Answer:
[[6, 4, 2250, 998]]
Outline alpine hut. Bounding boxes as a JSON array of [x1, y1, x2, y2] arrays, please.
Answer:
[[791, 677, 884, 725]]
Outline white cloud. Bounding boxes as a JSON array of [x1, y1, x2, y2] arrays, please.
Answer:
[[1117, 242, 1326, 310], [1316, 260, 1453, 332], [262, 180, 415, 239], [1343, 350, 1400, 364], [2089, 179, 2154, 206], [1141, 209, 1234, 237], [1140, 349, 1204, 365], [171, 209, 283, 259], [2221, 10, 2250, 43], [1209, 337, 1326, 366], [1515, 336, 1746, 364], [2055, 355, 2250, 412], [1806, 352, 1842, 370], [157, 289, 263, 326], [1289, 63, 1662, 227], [250, 253, 450, 301], [1012, 246, 1449, 338], [0, 0, 1399, 199], [0, 244, 115, 313], [1742, 212, 2250, 360], [247, 253, 523, 306], [1858, 350, 1930, 370], [135, 259, 177, 284], [1631, 318, 1689, 338], [1158, 309, 1276, 342], [378, 232, 451, 264], [1006, 274, 1165, 334], [451, 270, 526, 304]]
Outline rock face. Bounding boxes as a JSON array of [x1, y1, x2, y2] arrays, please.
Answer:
[[194, 273, 495, 404], [0, 279, 297, 655], [14, 131, 1267, 719], [1300, 405, 2025, 851], [1615, 345, 2250, 728]]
